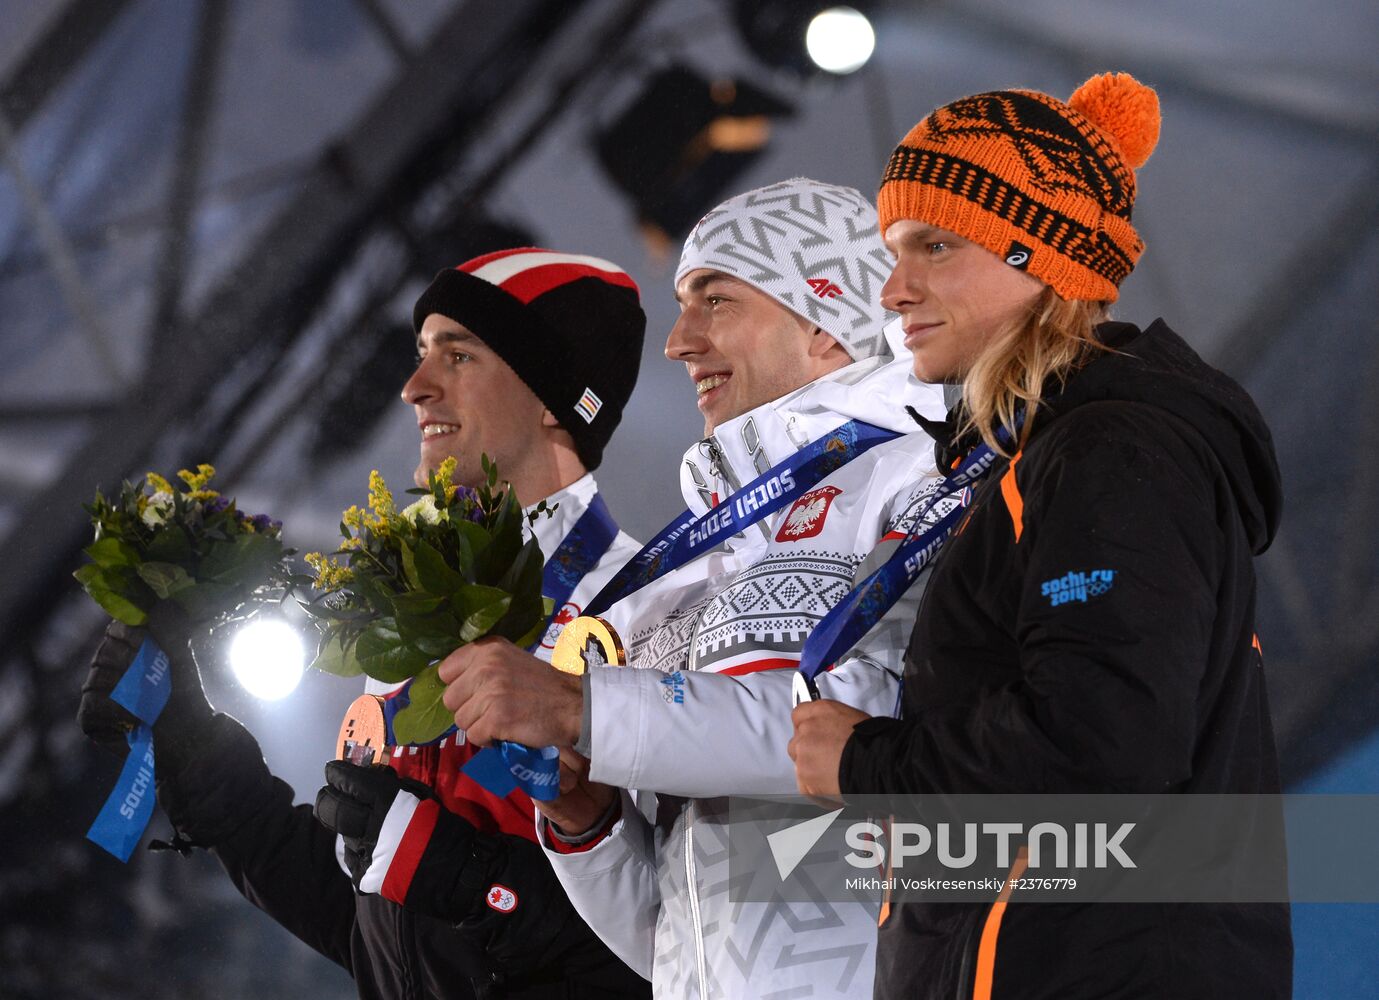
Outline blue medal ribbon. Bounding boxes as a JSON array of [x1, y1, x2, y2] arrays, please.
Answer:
[[463, 494, 620, 800], [793, 432, 1012, 704], [86, 636, 173, 861], [585, 420, 899, 617]]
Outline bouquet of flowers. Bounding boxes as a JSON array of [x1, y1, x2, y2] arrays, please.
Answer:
[[74, 464, 295, 628], [303, 456, 551, 745]]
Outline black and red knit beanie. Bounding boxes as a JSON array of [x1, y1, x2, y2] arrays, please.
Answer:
[[413, 248, 646, 470]]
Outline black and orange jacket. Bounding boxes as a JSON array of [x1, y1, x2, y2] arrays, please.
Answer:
[[840, 320, 1292, 999]]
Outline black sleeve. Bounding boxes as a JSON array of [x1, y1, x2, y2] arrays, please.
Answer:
[[842, 409, 1223, 796], [155, 713, 358, 970]]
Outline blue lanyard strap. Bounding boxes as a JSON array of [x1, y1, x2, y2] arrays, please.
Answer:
[[794, 433, 1011, 702], [586, 420, 900, 617], [537, 491, 620, 635], [87, 637, 173, 861]]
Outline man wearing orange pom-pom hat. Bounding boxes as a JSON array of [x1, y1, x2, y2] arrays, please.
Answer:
[[790, 73, 1292, 998]]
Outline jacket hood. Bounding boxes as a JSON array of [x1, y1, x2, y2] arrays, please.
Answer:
[[678, 354, 947, 516], [1048, 320, 1282, 553]]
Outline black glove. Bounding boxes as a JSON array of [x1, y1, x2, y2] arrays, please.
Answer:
[[77, 603, 213, 768], [316, 762, 633, 988], [315, 760, 497, 919]]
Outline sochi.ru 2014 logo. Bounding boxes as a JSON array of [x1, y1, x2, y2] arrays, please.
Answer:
[[1040, 569, 1116, 607], [660, 670, 686, 704]]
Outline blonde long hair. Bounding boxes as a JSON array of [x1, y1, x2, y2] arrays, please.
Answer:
[[958, 287, 1110, 455]]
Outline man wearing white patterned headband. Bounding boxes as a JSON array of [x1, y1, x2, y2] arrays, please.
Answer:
[[78, 249, 653, 998], [437, 178, 959, 998]]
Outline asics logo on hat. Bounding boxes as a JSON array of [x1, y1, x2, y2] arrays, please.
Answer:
[[1005, 242, 1033, 269], [806, 277, 844, 299]]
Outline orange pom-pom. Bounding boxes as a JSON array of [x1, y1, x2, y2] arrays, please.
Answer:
[[1069, 72, 1160, 170]]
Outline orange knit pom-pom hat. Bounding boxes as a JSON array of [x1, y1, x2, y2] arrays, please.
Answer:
[[877, 72, 1160, 302]]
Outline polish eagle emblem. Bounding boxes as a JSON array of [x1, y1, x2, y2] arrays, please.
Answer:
[[776, 485, 842, 542]]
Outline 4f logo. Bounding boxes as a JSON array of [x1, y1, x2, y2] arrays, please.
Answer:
[[807, 277, 843, 299]]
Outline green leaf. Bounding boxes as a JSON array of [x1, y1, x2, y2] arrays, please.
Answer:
[[474, 495, 522, 584], [143, 525, 193, 565], [84, 536, 140, 570], [398, 540, 422, 591], [412, 538, 463, 595], [73, 563, 109, 588], [357, 641, 432, 684], [355, 618, 402, 660], [85, 584, 148, 626], [409, 632, 460, 659], [496, 535, 544, 595], [390, 663, 455, 745], [396, 608, 459, 638], [445, 523, 480, 580], [308, 632, 365, 678], [450, 584, 512, 642], [391, 590, 446, 616], [136, 561, 195, 600]]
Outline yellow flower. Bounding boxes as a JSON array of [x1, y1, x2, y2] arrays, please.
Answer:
[[305, 551, 354, 591], [188, 489, 220, 503], [177, 463, 216, 492], [342, 505, 368, 532], [436, 456, 458, 503], [368, 470, 395, 522], [146, 472, 174, 496], [340, 535, 364, 551]]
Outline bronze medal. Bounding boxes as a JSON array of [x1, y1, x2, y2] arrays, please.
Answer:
[[337, 693, 391, 767], [550, 615, 627, 675]]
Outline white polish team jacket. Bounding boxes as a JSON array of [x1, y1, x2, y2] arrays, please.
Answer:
[[538, 355, 953, 999]]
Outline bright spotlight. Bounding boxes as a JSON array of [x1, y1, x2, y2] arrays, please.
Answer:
[[229, 619, 305, 701], [806, 7, 875, 75]]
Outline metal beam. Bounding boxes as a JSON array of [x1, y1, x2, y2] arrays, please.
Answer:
[[0, 108, 129, 385], [0, 0, 589, 655], [352, 0, 414, 63], [0, 0, 135, 131], [146, 0, 230, 363]]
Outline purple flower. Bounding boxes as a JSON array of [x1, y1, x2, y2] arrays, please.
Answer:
[[204, 495, 232, 515], [250, 513, 278, 533]]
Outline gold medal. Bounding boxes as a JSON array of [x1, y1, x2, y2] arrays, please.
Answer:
[[550, 615, 627, 675], [337, 694, 391, 767]]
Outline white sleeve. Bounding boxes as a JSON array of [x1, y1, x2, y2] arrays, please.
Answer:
[[586, 566, 927, 798], [538, 788, 660, 979]]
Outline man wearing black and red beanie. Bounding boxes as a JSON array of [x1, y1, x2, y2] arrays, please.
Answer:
[[78, 249, 652, 998]]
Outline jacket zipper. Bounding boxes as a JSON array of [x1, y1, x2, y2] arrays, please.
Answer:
[[705, 437, 739, 495], [684, 799, 710, 999], [704, 436, 774, 546]]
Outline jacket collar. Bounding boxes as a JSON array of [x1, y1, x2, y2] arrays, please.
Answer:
[[678, 356, 946, 515], [524, 472, 600, 551]]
